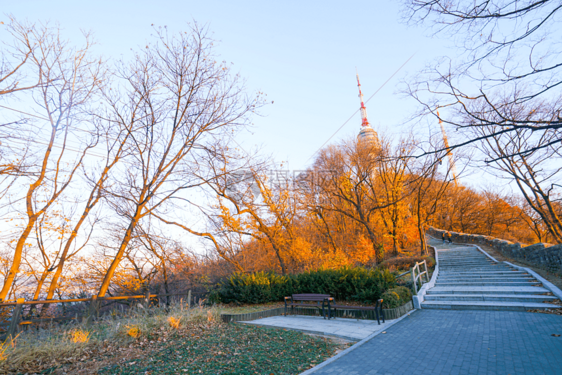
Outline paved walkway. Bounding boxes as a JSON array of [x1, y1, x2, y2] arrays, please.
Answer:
[[306, 309, 562, 375], [241, 315, 399, 341], [303, 239, 562, 374]]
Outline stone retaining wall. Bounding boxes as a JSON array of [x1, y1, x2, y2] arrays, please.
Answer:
[[427, 226, 562, 273], [220, 301, 414, 323]]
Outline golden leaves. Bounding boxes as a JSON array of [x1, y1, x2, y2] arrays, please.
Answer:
[[69, 329, 91, 344], [168, 316, 181, 329], [126, 325, 141, 339]]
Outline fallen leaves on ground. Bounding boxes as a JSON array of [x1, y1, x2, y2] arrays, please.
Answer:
[[528, 299, 562, 316], [527, 308, 562, 316]]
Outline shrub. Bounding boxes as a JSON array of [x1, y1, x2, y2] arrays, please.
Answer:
[[208, 271, 292, 304], [381, 286, 412, 309], [209, 266, 396, 304]]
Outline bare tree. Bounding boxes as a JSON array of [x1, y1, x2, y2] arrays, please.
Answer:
[[406, 142, 456, 255], [518, 197, 551, 242], [154, 154, 299, 275], [96, 25, 260, 297], [0, 16, 42, 98], [472, 109, 562, 242], [0, 17, 54, 213], [41, 116, 129, 304], [0, 21, 103, 302], [402, 0, 562, 156]]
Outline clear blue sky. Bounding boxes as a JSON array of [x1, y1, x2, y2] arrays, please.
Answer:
[[2, 0, 453, 170]]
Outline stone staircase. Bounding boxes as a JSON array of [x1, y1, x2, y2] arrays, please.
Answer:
[[421, 246, 562, 311]]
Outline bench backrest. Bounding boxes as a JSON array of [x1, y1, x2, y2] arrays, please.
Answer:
[[291, 294, 330, 302]]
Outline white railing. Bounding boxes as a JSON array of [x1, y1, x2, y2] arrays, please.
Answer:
[[411, 260, 430, 294]]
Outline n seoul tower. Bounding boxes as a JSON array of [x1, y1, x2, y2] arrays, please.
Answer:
[[356, 73, 379, 144]]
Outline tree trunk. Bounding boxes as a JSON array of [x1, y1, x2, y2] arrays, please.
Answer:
[[97, 213, 141, 297], [0, 219, 37, 301], [26, 269, 50, 318]]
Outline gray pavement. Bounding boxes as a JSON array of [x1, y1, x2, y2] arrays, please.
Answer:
[[305, 309, 562, 375], [241, 315, 399, 341]]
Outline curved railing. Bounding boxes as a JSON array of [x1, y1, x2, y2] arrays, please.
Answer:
[[411, 260, 430, 294]]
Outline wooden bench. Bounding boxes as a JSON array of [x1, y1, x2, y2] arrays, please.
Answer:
[[326, 298, 385, 324], [284, 294, 330, 319]]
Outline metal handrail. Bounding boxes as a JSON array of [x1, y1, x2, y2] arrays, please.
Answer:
[[397, 270, 410, 278], [411, 260, 430, 294]]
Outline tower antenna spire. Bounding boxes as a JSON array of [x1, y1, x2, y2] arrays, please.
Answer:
[[356, 71, 370, 128], [437, 109, 458, 186], [356, 71, 379, 145]]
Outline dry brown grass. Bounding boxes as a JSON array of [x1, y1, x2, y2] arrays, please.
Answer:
[[0, 334, 17, 362], [0, 302, 221, 374]]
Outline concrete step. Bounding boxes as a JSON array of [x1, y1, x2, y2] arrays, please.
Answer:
[[439, 263, 502, 266], [439, 254, 487, 257], [438, 271, 526, 276], [439, 258, 491, 261], [437, 280, 535, 284], [435, 281, 541, 287], [420, 301, 561, 311], [437, 276, 534, 281], [427, 286, 550, 295], [439, 258, 489, 261], [439, 256, 495, 263], [439, 263, 495, 266], [440, 269, 515, 273], [439, 264, 496, 267], [424, 294, 559, 302], [439, 267, 514, 271]]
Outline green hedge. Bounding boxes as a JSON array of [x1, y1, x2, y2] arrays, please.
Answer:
[[209, 267, 396, 304]]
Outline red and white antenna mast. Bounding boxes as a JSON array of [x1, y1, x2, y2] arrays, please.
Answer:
[[356, 72, 370, 128]]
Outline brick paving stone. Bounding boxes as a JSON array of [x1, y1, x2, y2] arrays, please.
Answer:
[[308, 309, 562, 375]]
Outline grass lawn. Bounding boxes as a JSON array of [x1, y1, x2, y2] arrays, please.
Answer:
[[97, 322, 347, 375]]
